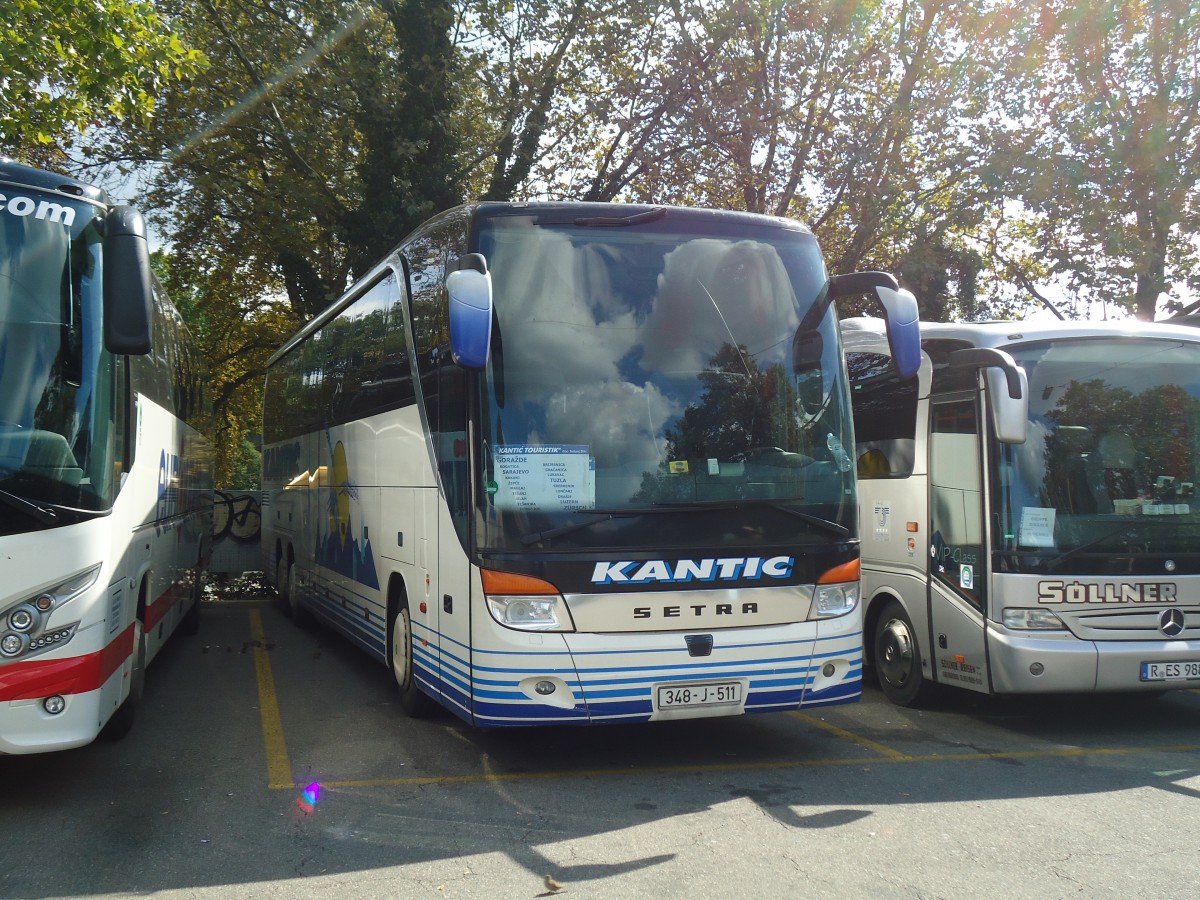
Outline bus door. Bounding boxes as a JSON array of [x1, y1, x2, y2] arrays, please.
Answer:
[[927, 396, 990, 693], [432, 367, 473, 714]]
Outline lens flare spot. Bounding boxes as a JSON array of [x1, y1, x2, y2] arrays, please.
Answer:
[[296, 782, 321, 814]]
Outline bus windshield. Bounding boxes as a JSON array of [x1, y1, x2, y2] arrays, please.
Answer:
[[0, 188, 117, 522], [474, 212, 854, 552], [995, 337, 1200, 575]]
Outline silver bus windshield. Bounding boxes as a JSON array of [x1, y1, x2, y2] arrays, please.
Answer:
[[474, 213, 855, 552], [0, 187, 117, 524], [994, 337, 1200, 575]]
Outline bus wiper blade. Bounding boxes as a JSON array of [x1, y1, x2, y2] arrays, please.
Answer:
[[520, 509, 641, 546], [641, 499, 850, 538], [573, 208, 666, 227], [1042, 523, 1137, 572], [766, 503, 850, 538], [0, 487, 59, 525]]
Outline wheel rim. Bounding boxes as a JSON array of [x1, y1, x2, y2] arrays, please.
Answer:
[[392, 608, 413, 690], [878, 616, 917, 689]]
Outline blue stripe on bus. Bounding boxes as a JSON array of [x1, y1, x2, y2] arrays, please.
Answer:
[[341, 612, 862, 724]]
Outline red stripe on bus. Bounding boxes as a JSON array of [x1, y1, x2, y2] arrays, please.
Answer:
[[144, 580, 190, 632], [0, 623, 135, 702]]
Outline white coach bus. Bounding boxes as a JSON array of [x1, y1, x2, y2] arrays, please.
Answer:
[[262, 202, 920, 726], [844, 317, 1200, 705], [1, 159, 213, 753]]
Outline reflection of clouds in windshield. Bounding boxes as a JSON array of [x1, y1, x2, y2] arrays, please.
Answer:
[[543, 379, 677, 463], [641, 239, 799, 375], [526, 379, 678, 501], [491, 228, 640, 386]]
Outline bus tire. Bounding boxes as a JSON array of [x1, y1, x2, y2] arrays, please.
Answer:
[[390, 602, 435, 718], [874, 600, 934, 707], [278, 553, 306, 622], [100, 618, 145, 741]]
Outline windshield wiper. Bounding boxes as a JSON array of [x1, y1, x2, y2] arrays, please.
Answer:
[[0, 487, 59, 526], [648, 499, 850, 538], [520, 508, 641, 546], [1037, 522, 1140, 572], [519, 499, 848, 546], [572, 208, 666, 227]]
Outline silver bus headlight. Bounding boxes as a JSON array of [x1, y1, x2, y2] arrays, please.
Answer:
[[1002, 608, 1066, 630]]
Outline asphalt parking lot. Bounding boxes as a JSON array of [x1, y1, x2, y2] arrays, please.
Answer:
[[2, 594, 1199, 900]]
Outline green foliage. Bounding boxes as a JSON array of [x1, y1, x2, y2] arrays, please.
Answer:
[[0, 0, 206, 157], [229, 439, 263, 491], [40, 0, 1198, 497], [989, 0, 1200, 320], [152, 249, 292, 489]]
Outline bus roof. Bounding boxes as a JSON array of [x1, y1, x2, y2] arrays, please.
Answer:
[[469, 200, 813, 234], [0, 158, 109, 207], [843, 316, 1200, 353], [268, 201, 819, 368]]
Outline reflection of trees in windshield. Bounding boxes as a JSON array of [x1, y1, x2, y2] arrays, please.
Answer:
[[633, 342, 817, 505], [1041, 378, 1200, 512], [666, 344, 803, 460]]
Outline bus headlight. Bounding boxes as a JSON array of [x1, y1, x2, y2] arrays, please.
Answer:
[[0, 564, 99, 662], [813, 582, 860, 618], [1002, 608, 1066, 630], [811, 560, 860, 619], [8, 606, 38, 633], [481, 569, 575, 633], [486, 594, 574, 631], [1, 633, 27, 657]]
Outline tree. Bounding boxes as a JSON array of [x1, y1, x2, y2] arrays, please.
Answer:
[[534, 0, 1022, 319], [992, 0, 1200, 320], [0, 0, 205, 161], [152, 251, 293, 488]]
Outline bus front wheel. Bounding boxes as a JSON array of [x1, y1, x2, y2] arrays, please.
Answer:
[[390, 604, 435, 718], [874, 601, 934, 707]]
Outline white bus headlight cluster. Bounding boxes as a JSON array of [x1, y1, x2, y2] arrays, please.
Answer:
[[1002, 608, 1066, 631], [813, 582, 860, 618], [810, 559, 861, 619], [481, 570, 575, 633], [0, 565, 99, 661]]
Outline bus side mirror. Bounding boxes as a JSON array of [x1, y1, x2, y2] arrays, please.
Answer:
[[446, 253, 492, 370], [871, 285, 920, 379], [948, 347, 1029, 444], [103, 205, 153, 355], [828, 273, 920, 379]]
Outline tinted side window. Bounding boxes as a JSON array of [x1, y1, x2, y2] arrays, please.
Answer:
[[847, 351, 918, 478], [324, 271, 411, 425], [264, 270, 410, 441]]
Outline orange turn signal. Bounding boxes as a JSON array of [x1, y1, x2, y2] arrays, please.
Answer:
[[480, 569, 561, 595], [817, 558, 860, 584]]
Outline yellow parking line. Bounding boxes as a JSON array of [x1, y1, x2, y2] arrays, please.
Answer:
[[249, 609, 294, 789], [302, 741, 1200, 790], [788, 711, 912, 761]]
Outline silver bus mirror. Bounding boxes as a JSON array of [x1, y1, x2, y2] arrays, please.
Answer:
[[948, 347, 1028, 444]]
